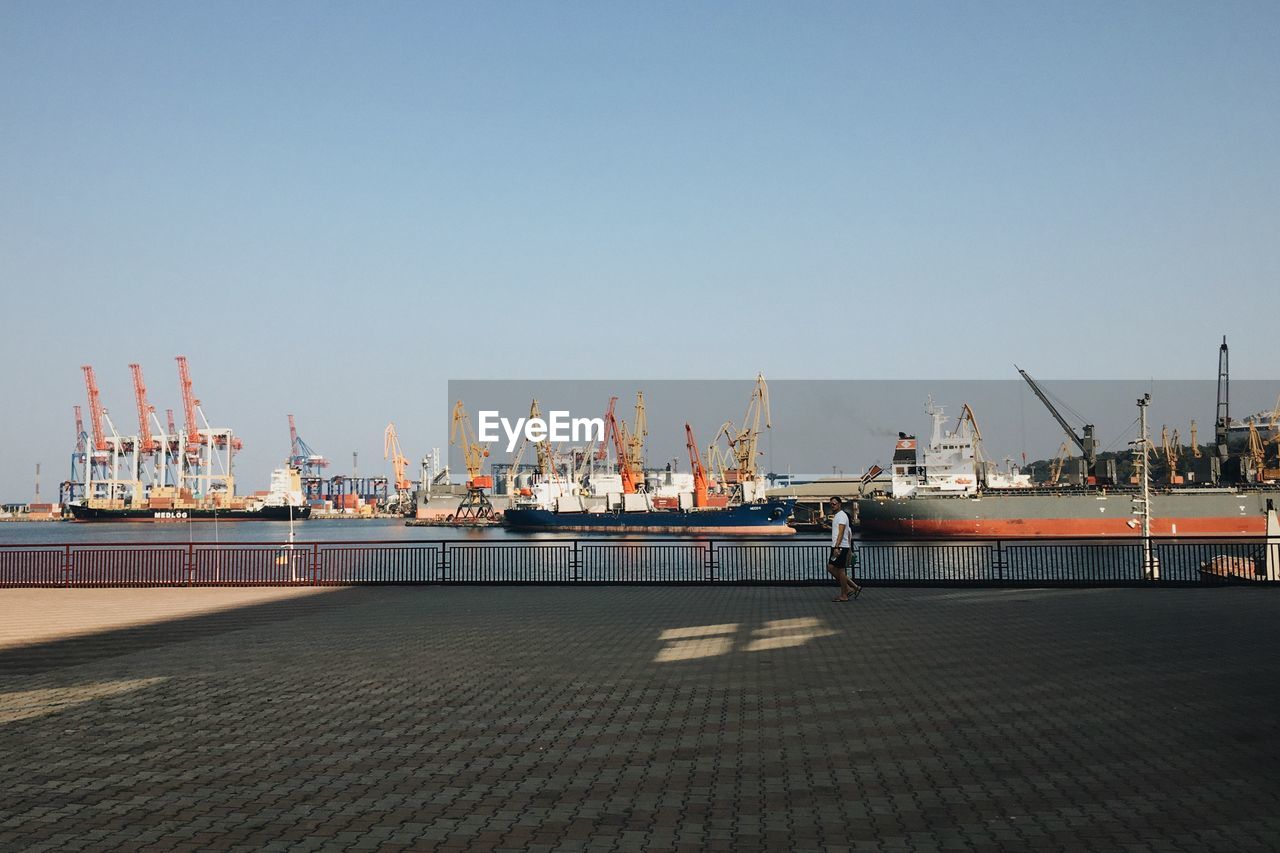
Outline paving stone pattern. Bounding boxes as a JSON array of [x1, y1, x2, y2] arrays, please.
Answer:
[[1, 586, 1279, 851]]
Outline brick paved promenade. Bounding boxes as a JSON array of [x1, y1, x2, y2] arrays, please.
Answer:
[[2, 586, 1278, 851]]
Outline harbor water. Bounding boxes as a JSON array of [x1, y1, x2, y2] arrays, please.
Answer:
[[0, 518, 681, 546], [0, 519, 1269, 584]]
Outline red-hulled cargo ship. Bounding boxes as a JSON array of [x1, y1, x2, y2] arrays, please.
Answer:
[[858, 488, 1271, 538], [858, 399, 1275, 538]]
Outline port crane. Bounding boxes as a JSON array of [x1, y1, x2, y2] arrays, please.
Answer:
[[80, 365, 128, 503], [1160, 425, 1184, 484], [130, 362, 172, 489], [129, 364, 157, 458], [685, 423, 708, 508], [175, 355, 239, 500], [706, 441, 732, 490], [1246, 419, 1266, 482], [1267, 398, 1280, 481], [530, 399, 559, 482], [1048, 441, 1072, 485], [176, 355, 202, 461], [715, 374, 771, 500], [571, 444, 596, 485], [81, 365, 108, 456], [288, 415, 330, 476], [450, 400, 494, 523], [60, 405, 89, 505], [160, 408, 181, 486], [625, 392, 647, 487], [1016, 366, 1102, 484], [384, 422, 412, 494], [78, 364, 157, 507], [505, 399, 555, 495], [604, 403, 639, 493], [596, 397, 618, 462]]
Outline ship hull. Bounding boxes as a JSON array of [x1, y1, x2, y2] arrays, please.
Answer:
[[858, 491, 1271, 538], [502, 499, 796, 535], [68, 504, 311, 522]]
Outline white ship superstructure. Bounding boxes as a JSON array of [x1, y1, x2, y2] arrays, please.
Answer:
[[890, 400, 1031, 499]]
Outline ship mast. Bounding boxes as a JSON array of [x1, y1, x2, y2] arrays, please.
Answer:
[[1131, 393, 1157, 579]]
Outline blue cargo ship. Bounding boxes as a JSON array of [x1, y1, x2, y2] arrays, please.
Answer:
[[502, 498, 796, 535]]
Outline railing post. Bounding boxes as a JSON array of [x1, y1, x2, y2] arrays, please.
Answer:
[[1144, 536, 1159, 582], [707, 539, 716, 583], [439, 541, 448, 584], [185, 542, 195, 586], [994, 539, 1005, 582], [572, 540, 580, 582], [310, 543, 320, 585], [63, 544, 71, 587]]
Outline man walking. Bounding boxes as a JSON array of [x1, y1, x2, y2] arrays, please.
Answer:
[[826, 496, 861, 601]]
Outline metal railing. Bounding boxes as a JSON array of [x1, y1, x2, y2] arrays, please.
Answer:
[[1, 536, 1278, 587]]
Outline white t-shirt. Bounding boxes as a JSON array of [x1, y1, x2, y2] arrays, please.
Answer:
[[830, 509, 852, 548]]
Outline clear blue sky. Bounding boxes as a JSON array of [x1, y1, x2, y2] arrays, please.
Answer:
[[1, 1, 1277, 497]]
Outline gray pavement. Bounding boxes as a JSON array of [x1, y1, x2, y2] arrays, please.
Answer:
[[1, 585, 1279, 851]]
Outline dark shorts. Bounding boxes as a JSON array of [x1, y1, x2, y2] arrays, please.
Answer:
[[828, 547, 851, 570]]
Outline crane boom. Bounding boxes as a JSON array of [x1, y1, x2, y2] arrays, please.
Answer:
[[80, 365, 108, 453], [1016, 367, 1083, 452], [175, 355, 201, 455], [73, 405, 86, 455], [286, 414, 329, 471], [530, 399, 556, 479], [450, 401, 492, 488], [717, 374, 772, 484], [685, 423, 708, 508], [596, 397, 618, 461], [1247, 419, 1265, 480], [1015, 366, 1097, 475], [623, 392, 647, 486], [129, 363, 156, 454], [604, 406, 637, 493], [384, 422, 411, 492]]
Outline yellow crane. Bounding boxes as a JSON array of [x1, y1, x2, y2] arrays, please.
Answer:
[[449, 400, 494, 523], [529, 398, 557, 481], [1160, 425, 1183, 484], [450, 401, 490, 488], [1267, 395, 1280, 480], [706, 441, 733, 489], [1246, 418, 1265, 482], [1048, 441, 1072, 485], [383, 422, 411, 493], [717, 375, 771, 493], [1189, 420, 1202, 459], [624, 392, 647, 488], [506, 399, 559, 495]]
